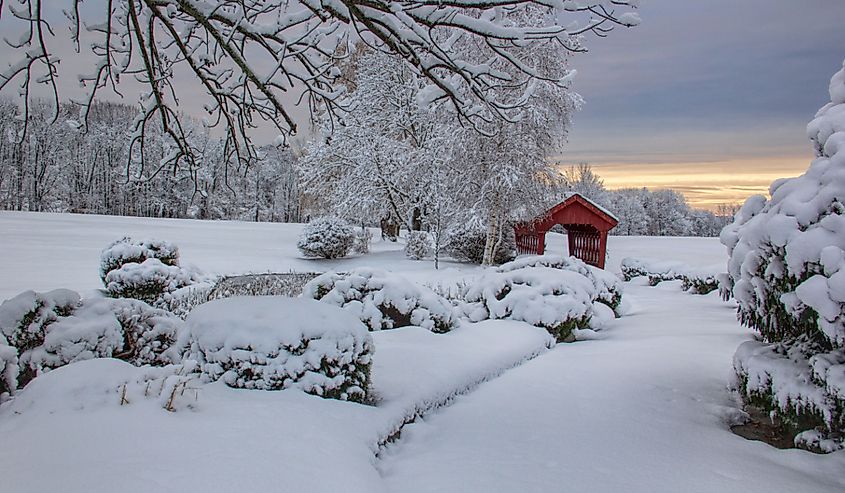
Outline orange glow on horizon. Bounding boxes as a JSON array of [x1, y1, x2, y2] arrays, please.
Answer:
[[567, 156, 811, 210]]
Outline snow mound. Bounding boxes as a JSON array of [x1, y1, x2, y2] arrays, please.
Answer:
[[302, 268, 457, 333], [462, 266, 597, 342], [186, 297, 373, 402], [499, 255, 623, 312]]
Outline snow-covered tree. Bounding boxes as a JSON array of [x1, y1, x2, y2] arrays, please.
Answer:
[[562, 162, 609, 207], [298, 49, 442, 230], [0, 0, 640, 173], [722, 59, 845, 451]]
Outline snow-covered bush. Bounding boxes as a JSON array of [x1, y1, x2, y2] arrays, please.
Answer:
[[462, 266, 597, 342], [99, 237, 180, 284], [297, 217, 355, 259], [302, 268, 457, 333], [186, 297, 373, 402], [0, 289, 185, 391], [446, 222, 515, 265], [723, 60, 845, 451], [0, 335, 17, 399], [100, 237, 198, 304], [21, 299, 124, 375], [680, 273, 719, 295], [352, 228, 373, 254], [621, 257, 719, 295], [105, 258, 194, 304], [498, 255, 624, 314], [0, 289, 80, 352], [405, 231, 433, 260], [110, 299, 184, 365]]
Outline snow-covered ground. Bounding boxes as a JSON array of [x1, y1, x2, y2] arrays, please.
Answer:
[[0, 211, 723, 300], [1, 211, 844, 492]]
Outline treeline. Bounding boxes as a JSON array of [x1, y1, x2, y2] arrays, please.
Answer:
[[560, 163, 738, 237], [0, 99, 302, 222]]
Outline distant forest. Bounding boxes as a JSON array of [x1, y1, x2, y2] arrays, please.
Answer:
[[0, 99, 735, 236]]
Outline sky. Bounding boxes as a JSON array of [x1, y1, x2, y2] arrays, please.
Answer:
[[1, 1, 844, 210], [559, 0, 845, 209]]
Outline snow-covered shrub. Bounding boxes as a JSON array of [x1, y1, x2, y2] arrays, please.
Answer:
[[0, 289, 80, 352], [446, 222, 515, 265], [302, 268, 457, 333], [21, 299, 124, 375], [99, 237, 179, 284], [680, 272, 719, 295], [186, 297, 373, 402], [621, 257, 720, 294], [352, 228, 373, 254], [462, 266, 597, 342], [105, 258, 194, 304], [724, 60, 845, 450], [0, 290, 185, 390], [100, 237, 198, 304], [0, 335, 18, 399], [498, 255, 624, 314], [110, 298, 184, 365], [405, 231, 433, 260], [297, 217, 355, 259], [620, 257, 650, 282]]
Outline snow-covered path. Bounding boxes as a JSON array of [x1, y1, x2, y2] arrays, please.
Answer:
[[377, 282, 845, 493]]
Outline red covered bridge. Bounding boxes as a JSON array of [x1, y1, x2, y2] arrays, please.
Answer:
[[514, 193, 618, 269]]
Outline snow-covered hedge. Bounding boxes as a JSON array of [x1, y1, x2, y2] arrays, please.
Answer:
[[0, 290, 184, 391], [297, 217, 355, 259], [404, 231, 433, 260], [302, 268, 457, 333], [462, 266, 599, 342], [186, 297, 373, 402], [620, 257, 720, 295], [99, 237, 180, 284], [499, 255, 623, 314], [446, 222, 515, 265], [723, 59, 845, 450]]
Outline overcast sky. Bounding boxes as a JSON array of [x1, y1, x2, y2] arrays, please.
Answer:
[[559, 0, 845, 207]]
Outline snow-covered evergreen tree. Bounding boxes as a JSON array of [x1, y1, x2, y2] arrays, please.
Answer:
[[722, 59, 845, 451]]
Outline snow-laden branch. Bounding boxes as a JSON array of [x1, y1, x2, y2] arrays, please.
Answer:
[[1, 0, 638, 170]]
